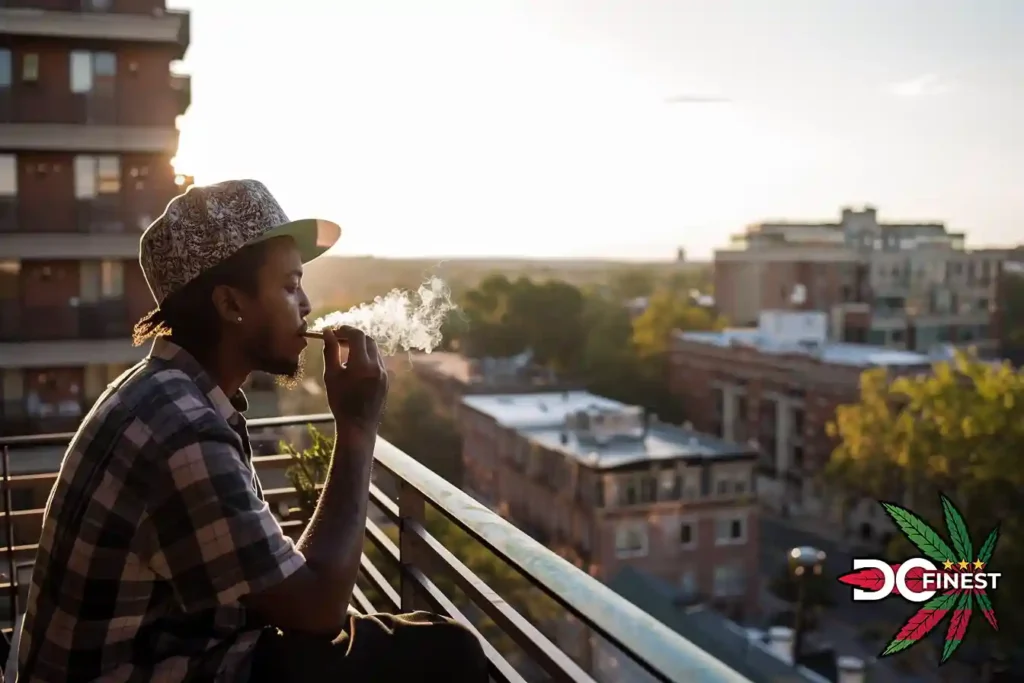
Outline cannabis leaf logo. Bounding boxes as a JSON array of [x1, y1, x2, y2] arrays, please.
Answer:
[[878, 494, 999, 664]]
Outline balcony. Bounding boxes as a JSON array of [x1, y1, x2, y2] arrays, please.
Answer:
[[0, 414, 754, 683], [170, 73, 192, 116], [0, 301, 132, 343], [0, 8, 190, 57], [0, 123, 179, 154]]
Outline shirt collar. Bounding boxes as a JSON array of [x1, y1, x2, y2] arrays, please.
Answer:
[[148, 338, 249, 423]]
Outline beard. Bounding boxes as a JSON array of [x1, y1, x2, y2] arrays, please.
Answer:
[[247, 327, 306, 389]]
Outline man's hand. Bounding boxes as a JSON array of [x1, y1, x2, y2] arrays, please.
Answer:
[[321, 326, 389, 432]]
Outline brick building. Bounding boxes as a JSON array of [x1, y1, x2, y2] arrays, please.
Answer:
[[716, 205, 1007, 355], [459, 390, 759, 620], [0, 2, 190, 439], [669, 309, 935, 542]]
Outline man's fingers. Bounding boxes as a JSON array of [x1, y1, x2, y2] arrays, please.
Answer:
[[337, 326, 371, 369], [321, 328, 344, 372], [366, 336, 381, 367]]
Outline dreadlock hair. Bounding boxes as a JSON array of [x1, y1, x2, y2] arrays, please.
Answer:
[[132, 241, 273, 361]]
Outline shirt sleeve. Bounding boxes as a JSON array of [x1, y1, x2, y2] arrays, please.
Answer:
[[145, 429, 306, 613]]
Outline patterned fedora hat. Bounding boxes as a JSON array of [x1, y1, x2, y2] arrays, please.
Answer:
[[140, 179, 341, 305]]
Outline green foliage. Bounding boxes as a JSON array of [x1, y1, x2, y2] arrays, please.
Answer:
[[279, 425, 334, 515], [449, 275, 719, 424], [827, 351, 1024, 651]]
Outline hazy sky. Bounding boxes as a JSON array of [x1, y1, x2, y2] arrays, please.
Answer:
[[169, 0, 1023, 260]]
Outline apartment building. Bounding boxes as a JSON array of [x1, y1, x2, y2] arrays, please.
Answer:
[[669, 309, 935, 543], [0, 4, 190, 438], [715, 205, 1007, 355], [459, 390, 759, 620], [408, 350, 576, 414]]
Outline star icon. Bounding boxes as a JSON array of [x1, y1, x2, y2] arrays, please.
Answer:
[[958, 559, 970, 570], [973, 559, 985, 570], [942, 560, 954, 570]]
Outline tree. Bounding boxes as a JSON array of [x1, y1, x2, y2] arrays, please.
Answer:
[[826, 352, 1024, 653], [631, 288, 723, 359]]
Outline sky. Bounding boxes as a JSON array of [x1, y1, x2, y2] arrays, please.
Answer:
[[168, 0, 1024, 260]]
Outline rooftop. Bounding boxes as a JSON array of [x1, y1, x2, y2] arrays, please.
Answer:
[[461, 391, 752, 469], [676, 310, 933, 369]]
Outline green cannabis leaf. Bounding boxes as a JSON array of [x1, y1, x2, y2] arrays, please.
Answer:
[[940, 495, 972, 562], [881, 502, 955, 563], [941, 591, 973, 663], [976, 526, 1000, 565]]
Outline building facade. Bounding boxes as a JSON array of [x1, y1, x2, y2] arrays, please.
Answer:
[[669, 310, 935, 543], [715, 205, 1007, 356], [458, 390, 760, 620], [0, 2, 190, 438]]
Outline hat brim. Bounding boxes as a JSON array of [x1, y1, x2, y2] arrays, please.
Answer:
[[252, 218, 341, 264]]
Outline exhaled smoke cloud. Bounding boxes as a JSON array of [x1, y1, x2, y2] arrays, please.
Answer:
[[309, 276, 456, 356]]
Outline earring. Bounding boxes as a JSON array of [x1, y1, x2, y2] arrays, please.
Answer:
[[236, 316, 243, 322]]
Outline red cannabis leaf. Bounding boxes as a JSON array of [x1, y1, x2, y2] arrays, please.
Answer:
[[837, 563, 931, 597], [881, 591, 959, 656]]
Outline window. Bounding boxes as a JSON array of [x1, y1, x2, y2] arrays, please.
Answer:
[[660, 471, 681, 500], [713, 564, 745, 598], [70, 51, 116, 93], [715, 516, 747, 546], [0, 49, 10, 88], [679, 521, 696, 549], [0, 155, 15, 196], [22, 53, 39, 82], [621, 478, 637, 506], [679, 570, 697, 599], [614, 522, 648, 559], [99, 261, 123, 298], [639, 476, 657, 503], [74, 155, 121, 198]]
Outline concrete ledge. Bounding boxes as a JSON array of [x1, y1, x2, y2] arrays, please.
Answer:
[[0, 123, 179, 154]]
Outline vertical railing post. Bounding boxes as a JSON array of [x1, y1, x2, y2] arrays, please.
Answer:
[[2, 445, 17, 621], [397, 478, 430, 612]]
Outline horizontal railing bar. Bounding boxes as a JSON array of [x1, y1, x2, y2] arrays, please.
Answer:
[[372, 439, 753, 683], [350, 585, 374, 615], [364, 517, 399, 561], [0, 413, 336, 448], [409, 518, 594, 683], [359, 553, 400, 611], [404, 564, 527, 683], [368, 482, 399, 522]]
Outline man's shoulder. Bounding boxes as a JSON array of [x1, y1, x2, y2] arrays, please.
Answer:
[[104, 362, 235, 446]]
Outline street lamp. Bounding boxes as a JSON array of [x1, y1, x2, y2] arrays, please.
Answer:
[[788, 545, 826, 664]]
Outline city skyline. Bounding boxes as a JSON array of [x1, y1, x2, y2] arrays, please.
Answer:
[[170, 0, 1023, 260]]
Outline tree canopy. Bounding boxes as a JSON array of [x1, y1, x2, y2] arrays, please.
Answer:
[[448, 273, 721, 423], [826, 352, 1024, 652]]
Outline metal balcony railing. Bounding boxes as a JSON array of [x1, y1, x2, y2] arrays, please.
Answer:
[[0, 414, 754, 683]]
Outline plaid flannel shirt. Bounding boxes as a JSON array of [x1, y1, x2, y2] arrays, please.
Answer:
[[17, 340, 307, 683]]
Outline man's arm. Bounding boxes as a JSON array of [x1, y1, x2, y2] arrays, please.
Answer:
[[242, 326, 387, 634], [242, 426, 374, 632]]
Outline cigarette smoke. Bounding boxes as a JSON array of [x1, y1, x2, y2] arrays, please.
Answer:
[[309, 276, 456, 356]]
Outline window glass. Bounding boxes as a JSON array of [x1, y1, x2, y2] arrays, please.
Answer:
[[74, 156, 97, 198], [70, 51, 93, 93], [0, 155, 16, 196], [0, 50, 12, 88], [97, 156, 120, 194], [93, 52, 116, 78]]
